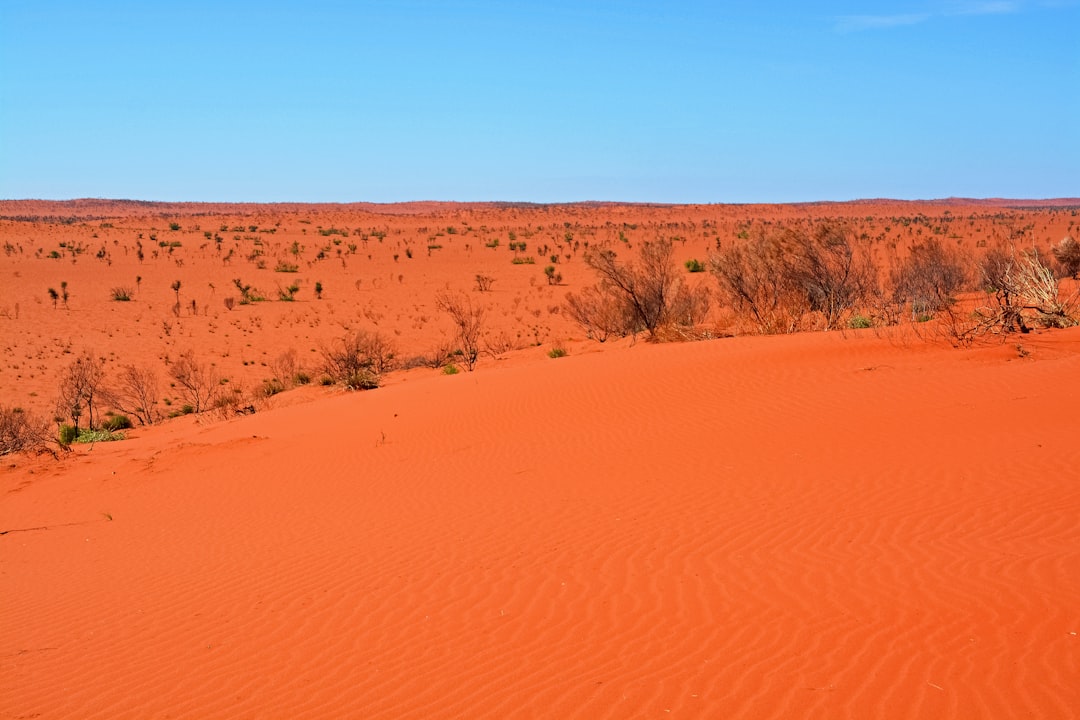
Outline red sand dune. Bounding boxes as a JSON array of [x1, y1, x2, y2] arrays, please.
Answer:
[[4, 328, 1080, 718], [2, 200, 1080, 718]]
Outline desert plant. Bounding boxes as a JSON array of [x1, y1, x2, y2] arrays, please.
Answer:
[[548, 344, 567, 358], [110, 286, 134, 302], [169, 350, 219, 413], [684, 258, 705, 273], [277, 282, 300, 301], [102, 364, 160, 426], [314, 281, 323, 299], [48, 287, 59, 308], [580, 238, 709, 339], [711, 222, 876, 333], [58, 423, 77, 447], [544, 265, 563, 285], [56, 351, 105, 434], [475, 274, 495, 292], [564, 285, 635, 342], [435, 291, 485, 370], [321, 330, 396, 388], [101, 413, 133, 431], [1052, 235, 1080, 279], [233, 278, 264, 304], [848, 314, 873, 329], [891, 238, 968, 318], [0, 405, 53, 456]]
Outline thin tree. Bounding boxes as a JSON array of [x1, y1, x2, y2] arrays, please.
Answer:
[[435, 290, 485, 370], [169, 350, 219, 413], [103, 364, 161, 425], [56, 351, 105, 433]]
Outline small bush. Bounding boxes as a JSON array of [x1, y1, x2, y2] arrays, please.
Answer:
[[111, 286, 134, 301], [344, 372, 380, 390], [443, 364, 460, 375], [548, 345, 568, 359], [0, 406, 52, 456], [511, 256, 536, 265], [684, 258, 705, 273], [848, 314, 873, 329], [102, 414, 133, 431], [58, 423, 78, 446], [260, 378, 286, 397], [274, 260, 300, 273]]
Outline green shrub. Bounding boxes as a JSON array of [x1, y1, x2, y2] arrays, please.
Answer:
[[684, 258, 705, 273], [847, 314, 873, 329], [548, 345, 567, 359], [111, 286, 134, 301], [102, 414, 133, 431], [58, 423, 77, 447], [443, 363, 460, 375]]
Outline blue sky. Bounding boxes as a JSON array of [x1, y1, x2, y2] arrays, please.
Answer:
[[1, 1, 1076, 203]]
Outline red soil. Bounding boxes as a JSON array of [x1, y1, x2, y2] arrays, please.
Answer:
[[2, 200, 1079, 718]]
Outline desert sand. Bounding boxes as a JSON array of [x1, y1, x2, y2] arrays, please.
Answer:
[[2, 200, 1079, 718]]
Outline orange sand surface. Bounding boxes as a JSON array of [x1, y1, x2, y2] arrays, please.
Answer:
[[2, 200, 1080, 718], [4, 327, 1080, 718]]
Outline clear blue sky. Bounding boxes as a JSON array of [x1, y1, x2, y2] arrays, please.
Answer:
[[1, 1, 1076, 203]]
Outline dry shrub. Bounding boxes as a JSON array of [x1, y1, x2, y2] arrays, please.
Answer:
[[0, 405, 53, 456], [322, 329, 396, 388], [56, 351, 105, 433], [1052, 235, 1080, 279], [941, 245, 1077, 346], [570, 238, 710, 341], [564, 285, 635, 342], [102, 364, 160, 426], [890, 238, 968, 318], [710, 222, 876, 333], [435, 291, 485, 370], [169, 349, 220, 413], [269, 348, 303, 388]]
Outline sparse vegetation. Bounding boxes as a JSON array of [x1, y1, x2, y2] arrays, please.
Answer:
[[110, 286, 134, 302], [435, 291, 485, 371], [0, 405, 52, 456], [321, 330, 396, 389], [169, 350, 219, 413], [572, 238, 710, 340]]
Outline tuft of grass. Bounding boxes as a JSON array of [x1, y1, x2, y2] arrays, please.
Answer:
[[684, 258, 705, 273], [110, 286, 134, 301], [548, 345, 568, 359], [442, 363, 460, 375]]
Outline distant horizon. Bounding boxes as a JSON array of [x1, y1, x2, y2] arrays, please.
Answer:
[[3, 195, 1080, 208]]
